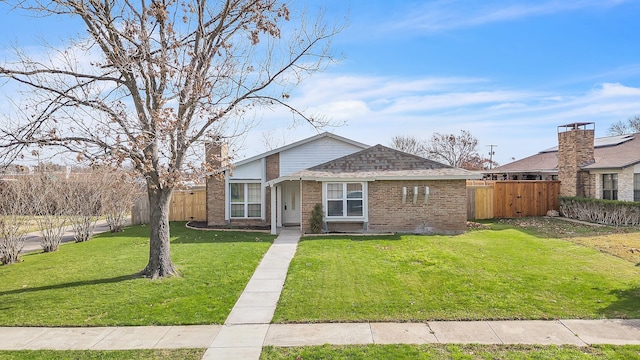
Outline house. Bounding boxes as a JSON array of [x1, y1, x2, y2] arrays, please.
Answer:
[[206, 132, 481, 235], [488, 122, 640, 201]]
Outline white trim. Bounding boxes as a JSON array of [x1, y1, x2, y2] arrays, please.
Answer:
[[261, 157, 266, 221], [228, 180, 263, 219], [270, 185, 277, 234], [267, 174, 479, 186], [299, 178, 303, 232], [234, 132, 370, 167], [323, 182, 368, 222], [224, 172, 230, 221], [276, 185, 283, 227]]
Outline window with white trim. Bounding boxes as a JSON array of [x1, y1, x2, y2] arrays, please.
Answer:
[[326, 182, 364, 218], [634, 174, 640, 202], [602, 174, 618, 200], [230, 182, 261, 218]]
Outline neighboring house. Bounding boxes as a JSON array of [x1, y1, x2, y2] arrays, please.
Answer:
[[487, 122, 640, 201], [206, 132, 481, 235]]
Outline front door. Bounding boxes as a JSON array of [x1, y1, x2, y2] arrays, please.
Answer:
[[282, 181, 300, 225]]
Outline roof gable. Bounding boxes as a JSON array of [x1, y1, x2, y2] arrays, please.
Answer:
[[234, 132, 369, 167], [309, 144, 452, 173]]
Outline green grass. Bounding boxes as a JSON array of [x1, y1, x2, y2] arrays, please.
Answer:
[[273, 228, 640, 323], [261, 344, 640, 359], [0, 349, 204, 360], [0, 223, 275, 326]]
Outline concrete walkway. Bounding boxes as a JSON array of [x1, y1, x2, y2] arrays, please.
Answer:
[[203, 228, 301, 359], [2, 227, 640, 358]]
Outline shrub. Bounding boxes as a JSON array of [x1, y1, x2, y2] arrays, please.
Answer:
[[559, 196, 640, 226], [309, 203, 323, 234]]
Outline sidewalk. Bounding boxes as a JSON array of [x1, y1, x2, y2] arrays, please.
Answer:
[[2, 228, 640, 359], [21, 219, 119, 254], [2, 320, 640, 351]]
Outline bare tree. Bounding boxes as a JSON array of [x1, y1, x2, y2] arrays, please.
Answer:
[[609, 115, 640, 136], [425, 130, 484, 169], [100, 169, 139, 233], [0, 1, 340, 278], [389, 135, 428, 157], [66, 175, 103, 243], [0, 179, 34, 265], [32, 173, 70, 252]]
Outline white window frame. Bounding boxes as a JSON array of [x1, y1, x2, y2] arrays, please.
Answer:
[[323, 182, 368, 221], [229, 181, 262, 219], [602, 173, 618, 200]]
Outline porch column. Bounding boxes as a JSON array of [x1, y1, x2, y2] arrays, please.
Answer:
[[270, 184, 277, 235]]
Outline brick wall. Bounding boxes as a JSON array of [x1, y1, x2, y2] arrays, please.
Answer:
[[593, 167, 635, 201], [619, 167, 635, 201], [205, 142, 228, 226], [206, 176, 226, 226], [557, 128, 594, 197], [300, 181, 322, 233], [368, 180, 467, 234], [298, 179, 467, 234]]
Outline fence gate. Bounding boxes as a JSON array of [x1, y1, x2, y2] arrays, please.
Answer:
[[467, 180, 560, 220]]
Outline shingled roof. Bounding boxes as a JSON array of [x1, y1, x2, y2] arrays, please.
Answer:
[[267, 144, 481, 185], [491, 132, 640, 174]]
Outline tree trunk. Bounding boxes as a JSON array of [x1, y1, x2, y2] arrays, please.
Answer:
[[139, 182, 178, 279]]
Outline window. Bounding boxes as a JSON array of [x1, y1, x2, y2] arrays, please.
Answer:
[[635, 174, 640, 202], [230, 182, 261, 218], [602, 174, 618, 200], [326, 183, 364, 218]]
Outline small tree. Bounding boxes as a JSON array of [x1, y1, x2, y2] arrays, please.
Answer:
[[609, 115, 640, 136], [0, 179, 34, 264], [101, 169, 139, 233], [67, 176, 102, 243], [309, 203, 323, 234], [32, 173, 70, 252]]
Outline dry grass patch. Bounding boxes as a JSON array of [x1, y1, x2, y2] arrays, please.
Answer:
[[569, 233, 640, 265]]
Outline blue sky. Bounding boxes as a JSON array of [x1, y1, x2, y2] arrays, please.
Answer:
[[2, 0, 640, 165]]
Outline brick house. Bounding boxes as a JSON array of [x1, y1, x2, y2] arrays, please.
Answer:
[[206, 132, 481, 235], [487, 122, 640, 201]]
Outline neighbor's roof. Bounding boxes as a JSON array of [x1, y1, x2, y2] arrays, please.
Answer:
[[268, 144, 482, 185], [490, 132, 640, 173], [234, 132, 369, 167]]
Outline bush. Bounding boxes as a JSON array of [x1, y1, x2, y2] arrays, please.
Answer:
[[309, 203, 323, 234], [559, 196, 640, 226]]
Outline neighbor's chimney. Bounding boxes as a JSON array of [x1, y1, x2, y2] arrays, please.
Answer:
[[557, 122, 595, 197]]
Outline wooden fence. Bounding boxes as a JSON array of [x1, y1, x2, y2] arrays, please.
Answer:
[[467, 180, 560, 220], [131, 188, 206, 225]]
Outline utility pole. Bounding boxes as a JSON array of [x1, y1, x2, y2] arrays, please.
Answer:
[[486, 144, 497, 170]]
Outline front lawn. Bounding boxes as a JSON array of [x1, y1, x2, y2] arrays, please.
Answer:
[[273, 226, 640, 323], [0, 349, 204, 360], [261, 344, 640, 360], [0, 223, 275, 326]]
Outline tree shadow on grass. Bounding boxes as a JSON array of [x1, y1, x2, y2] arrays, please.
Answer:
[[598, 286, 640, 319], [0, 273, 141, 297]]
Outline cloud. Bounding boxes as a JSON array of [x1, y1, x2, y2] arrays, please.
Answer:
[[241, 73, 640, 165], [388, 0, 631, 33]]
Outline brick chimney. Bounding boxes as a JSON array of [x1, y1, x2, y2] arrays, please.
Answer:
[[557, 122, 595, 197], [205, 140, 229, 226], [205, 141, 229, 170]]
